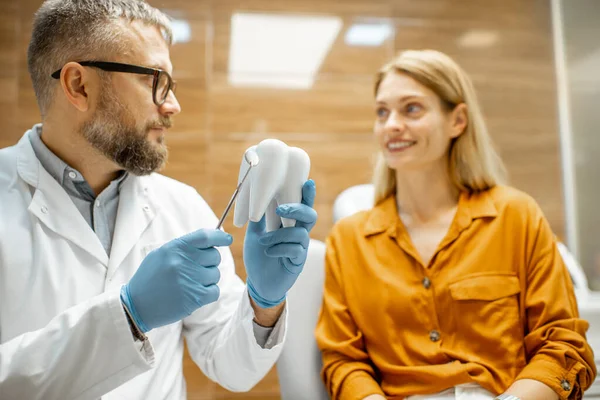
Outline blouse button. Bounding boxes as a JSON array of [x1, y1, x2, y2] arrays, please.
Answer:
[[429, 330, 440, 342], [561, 379, 571, 391], [422, 277, 431, 289]]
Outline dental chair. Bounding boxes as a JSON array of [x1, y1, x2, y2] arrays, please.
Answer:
[[276, 238, 329, 400]]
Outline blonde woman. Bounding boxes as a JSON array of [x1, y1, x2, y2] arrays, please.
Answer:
[[315, 50, 596, 400]]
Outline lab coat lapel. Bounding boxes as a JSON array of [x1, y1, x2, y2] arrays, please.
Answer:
[[16, 134, 109, 266], [107, 175, 158, 280]]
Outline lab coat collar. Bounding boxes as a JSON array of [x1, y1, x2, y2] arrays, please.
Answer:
[[16, 129, 160, 273], [16, 129, 109, 266]]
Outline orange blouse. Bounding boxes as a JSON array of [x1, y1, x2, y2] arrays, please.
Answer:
[[315, 185, 596, 400]]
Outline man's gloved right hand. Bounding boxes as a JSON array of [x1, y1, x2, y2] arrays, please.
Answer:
[[120, 229, 233, 333]]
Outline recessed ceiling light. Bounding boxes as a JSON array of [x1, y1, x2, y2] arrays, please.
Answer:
[[228, 12, 343, 89], [344, 23, 393, 47]]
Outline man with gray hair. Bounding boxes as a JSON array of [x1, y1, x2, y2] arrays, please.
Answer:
[[0, 1, 317, 399]]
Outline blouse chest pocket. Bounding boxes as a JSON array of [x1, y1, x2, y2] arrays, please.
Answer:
[[449, 274, 521, 302], [446, 274, 524, 364]]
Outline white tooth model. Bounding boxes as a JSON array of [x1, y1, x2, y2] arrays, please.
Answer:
[[233, 139, 311, 232]]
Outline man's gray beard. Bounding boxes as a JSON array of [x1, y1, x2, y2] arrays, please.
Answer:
[[79, 89, 168, 176]]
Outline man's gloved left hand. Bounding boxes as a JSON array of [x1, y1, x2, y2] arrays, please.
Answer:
[[244, 179, 318, 308]]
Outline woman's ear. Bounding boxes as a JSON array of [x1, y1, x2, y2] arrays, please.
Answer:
[[449, 103, 468, 138]]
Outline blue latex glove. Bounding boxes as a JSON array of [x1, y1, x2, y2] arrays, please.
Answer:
[[244, 179, 318, 308], [121, 229, 233, 332]]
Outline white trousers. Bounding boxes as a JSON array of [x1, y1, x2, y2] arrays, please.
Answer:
[[406, 383, 496, 399]]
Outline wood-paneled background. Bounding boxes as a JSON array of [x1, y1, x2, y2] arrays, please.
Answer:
[[0, 0, 563, 398]]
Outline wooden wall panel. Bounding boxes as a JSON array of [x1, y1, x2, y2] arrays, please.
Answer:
[[0, 0, 561, 398], [0, 0, 19, 149]]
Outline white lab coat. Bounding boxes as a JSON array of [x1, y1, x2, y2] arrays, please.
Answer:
[[0, 132, 286, 400]]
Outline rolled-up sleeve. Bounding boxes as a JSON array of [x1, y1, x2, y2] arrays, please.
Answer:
[[315, 234, 385, 400], [516, 205, 596, 399]]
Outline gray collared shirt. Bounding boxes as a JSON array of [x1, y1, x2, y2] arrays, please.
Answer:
[[29, 125, 127, 255]]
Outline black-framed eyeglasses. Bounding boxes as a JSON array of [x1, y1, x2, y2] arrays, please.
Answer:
[[51, 61, 177, 106]]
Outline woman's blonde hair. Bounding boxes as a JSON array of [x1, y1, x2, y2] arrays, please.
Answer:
[[372, 49, 507, 204]]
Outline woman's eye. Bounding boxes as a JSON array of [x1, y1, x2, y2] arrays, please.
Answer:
[[376, 108, 389, 118], [406, 103, 423, 114]]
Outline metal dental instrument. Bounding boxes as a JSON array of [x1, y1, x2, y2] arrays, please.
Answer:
[[215, 149, 260, 230]]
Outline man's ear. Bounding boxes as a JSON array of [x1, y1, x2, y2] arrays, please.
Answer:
[[449, 103, 468, 139], [58, 62, 92, 112]]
